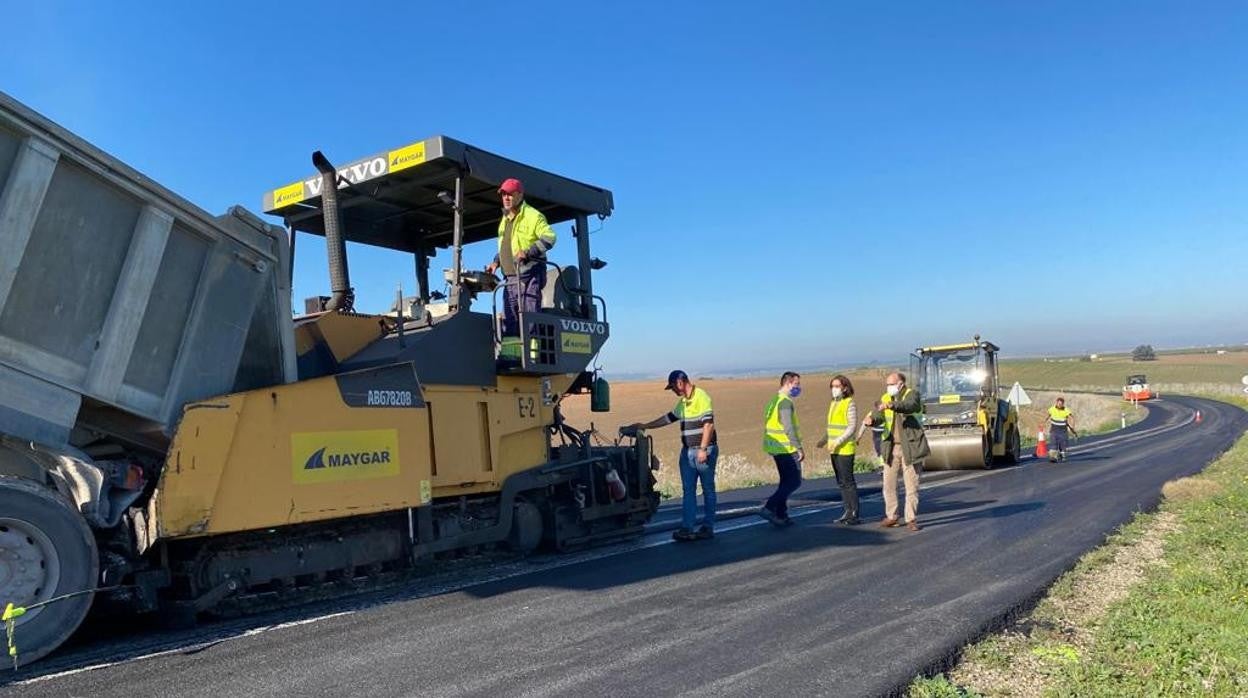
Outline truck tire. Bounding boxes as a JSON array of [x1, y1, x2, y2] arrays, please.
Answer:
[[0, 476, 98, 668]]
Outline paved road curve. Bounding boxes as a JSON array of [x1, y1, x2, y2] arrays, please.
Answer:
[[5, 396, 1245, 697]]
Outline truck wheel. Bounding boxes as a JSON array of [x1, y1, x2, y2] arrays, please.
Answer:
[[0, 476, 98, 667]]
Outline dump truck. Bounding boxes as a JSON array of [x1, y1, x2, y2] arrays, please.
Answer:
[[1122, 374, 1153, 401], [910, 336, 1021, 469], [0, 90, 657, 667]]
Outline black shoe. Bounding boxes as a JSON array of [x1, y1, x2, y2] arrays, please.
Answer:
[[840, 517, 861, 526], [672, 528, 697, 542], [695, 525, 715, 540], [778, 516, 795, 527], [758, 507, 784, 527]]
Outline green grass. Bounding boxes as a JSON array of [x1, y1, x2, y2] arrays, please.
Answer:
[[908, 675, 983, 698], [911, 396, 1248, 696], [1046, 400, 1248, 696], [1001, 352, 1248, 395]]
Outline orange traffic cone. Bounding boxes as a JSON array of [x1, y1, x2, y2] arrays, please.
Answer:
[[1195, 410, 1202, 424], [1035, 430, 1048, 459]]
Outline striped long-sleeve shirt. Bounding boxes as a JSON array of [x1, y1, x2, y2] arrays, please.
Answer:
[[661, 386, 717, 448]]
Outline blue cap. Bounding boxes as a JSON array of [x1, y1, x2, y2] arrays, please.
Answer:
[[665, 370, 688, 389]]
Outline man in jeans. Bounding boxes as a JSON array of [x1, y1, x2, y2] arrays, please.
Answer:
[[624, 370, 718, 541], [485, 178, 556, 338]]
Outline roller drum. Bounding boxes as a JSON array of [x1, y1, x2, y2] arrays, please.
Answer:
[[924, 430, 990, 470]]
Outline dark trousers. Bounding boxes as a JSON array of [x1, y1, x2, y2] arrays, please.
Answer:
[[871, 431, 884, 458], [1050, 426, 1069, 454], [831, 453, 859, 520], [502, 267, 546, 337], [765, 453, 802, 519]]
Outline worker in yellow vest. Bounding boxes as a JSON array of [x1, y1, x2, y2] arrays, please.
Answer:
[[759, 372, 803, 526], [817, 374, 860, 525], [1044, 396, 1077, 462], [863, 396, 894, 465], [485, 178, 556, 338], [624, 370, 718, 541]]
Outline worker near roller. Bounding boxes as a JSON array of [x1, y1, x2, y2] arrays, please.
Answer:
[[760, 372, 804, 527], [485, 178, 556, 337], [862, 399, 887, 466], [623, 370, 718, 541], [817, 375, 860, 525], [875, 372, 930, 531], [1044, 397, 1077, 462]]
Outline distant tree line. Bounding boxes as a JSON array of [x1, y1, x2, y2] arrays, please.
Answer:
[[1132, 344, 1157, 361]]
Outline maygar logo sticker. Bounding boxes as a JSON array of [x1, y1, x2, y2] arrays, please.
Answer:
[[387, 142, 426, 173], [292, 429, 400, 484]]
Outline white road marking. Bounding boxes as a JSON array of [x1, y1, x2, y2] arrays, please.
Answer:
[[13, 612, 354, 686]]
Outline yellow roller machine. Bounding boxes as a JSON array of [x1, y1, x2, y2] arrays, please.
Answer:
[[910, 336, 1021, 469]]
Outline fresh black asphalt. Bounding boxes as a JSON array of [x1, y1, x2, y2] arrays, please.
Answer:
[[4, 396, 1244, 697]]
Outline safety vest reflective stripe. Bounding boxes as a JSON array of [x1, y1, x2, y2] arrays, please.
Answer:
[[1048, 406, 1071, 426], [673, 387, 715, 446], [825, 398, 856, 456], [763, 394, 800, 455], [497, 202, 556, 258]]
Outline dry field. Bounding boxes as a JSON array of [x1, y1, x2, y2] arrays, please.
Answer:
[[560, 370, 1132, 498]]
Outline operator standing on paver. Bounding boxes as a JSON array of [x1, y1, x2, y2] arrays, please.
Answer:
[[624, 370, 718, 541], [1044, 396, 1077, 462], [485, 178, 556, 338]]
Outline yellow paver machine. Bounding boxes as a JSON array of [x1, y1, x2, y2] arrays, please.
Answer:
[[0, 90, 656, 666]]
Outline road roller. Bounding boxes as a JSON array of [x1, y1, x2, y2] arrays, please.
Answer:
[[910, 335, 1021, 469]]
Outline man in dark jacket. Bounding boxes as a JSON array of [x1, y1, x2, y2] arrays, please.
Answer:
[[876, 372, 930, 531]]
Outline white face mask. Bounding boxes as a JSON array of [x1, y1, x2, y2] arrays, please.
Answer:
[[831, 387, 843, 399], [886, 384, 901, 397]]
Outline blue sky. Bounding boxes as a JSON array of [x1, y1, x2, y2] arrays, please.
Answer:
[[4, 1, 1246, 376]]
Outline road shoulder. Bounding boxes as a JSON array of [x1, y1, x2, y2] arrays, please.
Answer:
[[910, 398, 1248, 698]]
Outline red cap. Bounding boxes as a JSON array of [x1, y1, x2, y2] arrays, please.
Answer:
[[498, 178, 523, 195]]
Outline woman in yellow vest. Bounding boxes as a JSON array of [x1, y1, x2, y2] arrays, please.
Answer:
[[816, 375, 860, 525], [760, 372, 804, 527]]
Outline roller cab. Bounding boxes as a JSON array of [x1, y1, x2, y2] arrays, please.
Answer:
[[911, 336, 1021, 469]]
